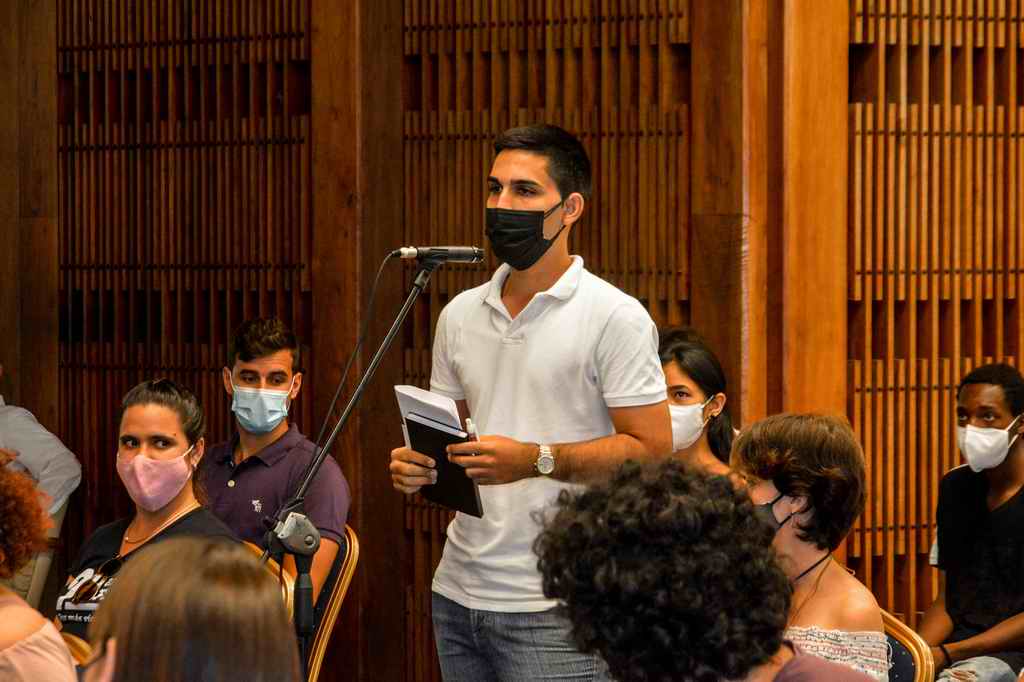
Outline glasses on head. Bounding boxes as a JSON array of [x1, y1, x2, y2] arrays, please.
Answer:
[[70, 556, 123, 604]]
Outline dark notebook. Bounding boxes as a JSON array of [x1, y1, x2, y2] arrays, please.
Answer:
[[404, 412, 484, 517]]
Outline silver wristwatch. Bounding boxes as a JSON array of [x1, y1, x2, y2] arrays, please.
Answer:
[[535, 444, 555, 476]]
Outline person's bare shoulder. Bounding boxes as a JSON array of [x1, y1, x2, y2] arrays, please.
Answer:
[[0, 600, 47, 651], [833, 570, 885, 632]]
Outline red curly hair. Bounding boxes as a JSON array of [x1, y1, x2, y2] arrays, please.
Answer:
[[0, 467, 49, 579]]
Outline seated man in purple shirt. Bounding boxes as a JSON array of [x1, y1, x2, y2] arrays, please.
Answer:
[[202, 317, 350, 603]]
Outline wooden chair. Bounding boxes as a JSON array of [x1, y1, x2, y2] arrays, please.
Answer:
[[242, 541, 295, 621], [60, 630, 92, 666], [882, 609, 934, 682], [307, 525, 360, 682]]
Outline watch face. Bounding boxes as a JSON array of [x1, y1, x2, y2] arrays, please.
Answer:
[[537, 455, 555, 475]]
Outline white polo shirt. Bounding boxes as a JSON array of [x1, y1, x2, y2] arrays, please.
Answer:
[[429, 256, 667, 611]]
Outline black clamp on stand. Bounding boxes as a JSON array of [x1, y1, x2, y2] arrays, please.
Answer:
[[260, 255, 443, 681]]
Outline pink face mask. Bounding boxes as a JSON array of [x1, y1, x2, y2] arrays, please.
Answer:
[[116, 445, 195, 512]]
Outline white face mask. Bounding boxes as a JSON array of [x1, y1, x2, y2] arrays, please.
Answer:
[[670, 395, 715, 452], [957, 415, 1023, 472]]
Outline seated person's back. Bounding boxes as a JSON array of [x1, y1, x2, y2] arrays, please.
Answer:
[[0, 462, 75, 682], [534, 458, 873, 682]]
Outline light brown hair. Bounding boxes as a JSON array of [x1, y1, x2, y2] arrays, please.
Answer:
[[89, 537, 300, 682], [732, 413, 867, 551]]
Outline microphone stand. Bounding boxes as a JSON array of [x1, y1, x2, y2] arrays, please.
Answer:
[[260, 255, 443, 681]]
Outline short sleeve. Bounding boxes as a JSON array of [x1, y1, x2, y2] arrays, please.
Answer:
[[302, 455, 350, 545], [929, 536, 939, 567], [429, 304, 466, 401], [0, 406, 82, 513], [595, 301, 667, 408]]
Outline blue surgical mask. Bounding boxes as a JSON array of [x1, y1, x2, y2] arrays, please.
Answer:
[[231, 377, 295, 435]]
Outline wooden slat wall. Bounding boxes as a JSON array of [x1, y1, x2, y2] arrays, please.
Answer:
[[846, 0, 1022, 625], [402, 2, 691, 679], [56, 0, 314, 569]]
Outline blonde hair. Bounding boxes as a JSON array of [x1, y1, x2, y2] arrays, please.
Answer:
[[89, 537, 299, 682]]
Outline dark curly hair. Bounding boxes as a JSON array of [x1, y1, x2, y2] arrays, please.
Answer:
[[658, 326, 735, 462], [0, 466, 50, 579], [534, 460, 791, 682], [731, 413, 866, 551]]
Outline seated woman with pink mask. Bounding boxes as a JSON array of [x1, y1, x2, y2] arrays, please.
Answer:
[[55, 379, 236, 642]]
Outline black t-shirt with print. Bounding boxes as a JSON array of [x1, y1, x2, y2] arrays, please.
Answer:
[[936, 464, 1024, 671], [55, 507, 236, 641]]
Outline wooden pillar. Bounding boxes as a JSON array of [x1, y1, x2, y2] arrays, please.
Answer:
[[0, 0, 58, 424], [311, 1, 405, 680], [690, 0, 769, 427], [777, 1, 849, 414]]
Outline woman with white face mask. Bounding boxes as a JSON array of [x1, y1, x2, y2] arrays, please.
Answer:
[[919, 363, 1024, 682], [658, 327, 732, 476], [54, 379, 236, 643]]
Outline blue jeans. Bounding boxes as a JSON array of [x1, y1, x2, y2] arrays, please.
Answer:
[[937, 656, 1017, 682], [431, 592, 612, 682]]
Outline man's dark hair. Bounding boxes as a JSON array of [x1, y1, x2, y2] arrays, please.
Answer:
[[958, 362, 1024, 415], [494, 124, 593, 199], [659, 326, 735, 462], [732, 414, 866, 551], [535, 460, 791, 682], [228, 317, 300, 373]]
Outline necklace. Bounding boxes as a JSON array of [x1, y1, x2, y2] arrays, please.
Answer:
[[793, 552, 831, 584], [122, 502, 200, 545]]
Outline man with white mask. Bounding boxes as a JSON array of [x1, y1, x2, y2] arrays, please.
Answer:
[[202, 317, 350, 603], [919, 363, 1024, 682]]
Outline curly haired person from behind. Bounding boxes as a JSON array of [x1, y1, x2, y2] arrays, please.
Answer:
[[731, 414, 888, 680], [79, 537, 300, 682], [0, 459, 75, 681], [534, 459, 871, 682]]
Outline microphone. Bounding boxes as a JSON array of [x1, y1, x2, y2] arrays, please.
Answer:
[[395, 246, 484, 263]]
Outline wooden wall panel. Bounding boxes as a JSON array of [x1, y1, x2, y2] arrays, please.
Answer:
[[846, 0, 1023, 625], [402, 2, 692, 679], [56, 0, 316, 602]]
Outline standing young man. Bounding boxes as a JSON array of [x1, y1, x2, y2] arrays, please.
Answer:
[[203, 318, 350, 602], [919, 363, 1024, 682], [390, 124, 672, 680]]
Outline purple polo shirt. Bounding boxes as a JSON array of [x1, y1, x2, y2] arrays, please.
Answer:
[[202, 424, 350, 548]]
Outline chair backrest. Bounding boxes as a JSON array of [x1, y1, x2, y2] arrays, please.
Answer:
[[882, 609, 934, 682], [242, 541, 295, 621], [60, 630, 92, 665], [25, 498, 68, 609], [307, 525, 360, 682]]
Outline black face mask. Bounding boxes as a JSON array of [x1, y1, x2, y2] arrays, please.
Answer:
[[485, 201, 565, 271], [753, 493, 794, 534]]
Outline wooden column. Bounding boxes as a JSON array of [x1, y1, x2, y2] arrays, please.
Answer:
[[779, 1, 849, 414], [0, 0, 58, 423], [690, 0, 769, 427], [311, 1, 405, 680]]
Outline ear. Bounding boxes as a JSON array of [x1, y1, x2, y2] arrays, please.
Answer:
[[290, 372, 303, 400], [222, 367, 234, 396], [190, 437, 206, 467], [788, 495, 812, 519], [561, 192, 585, 227], [707, 393, 727, 419]]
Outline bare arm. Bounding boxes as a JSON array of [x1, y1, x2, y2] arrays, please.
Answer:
[[918, 572, 954, 646], [447, 400, 672, 485]]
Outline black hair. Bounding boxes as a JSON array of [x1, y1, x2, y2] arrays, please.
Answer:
[[494, 124, 593, 200], [120, 378, 205, 445], [659, 326, 734, 462], [958, 362, 1024, 416], [535, 459, 791, 682], [228, 317, 301, 373]]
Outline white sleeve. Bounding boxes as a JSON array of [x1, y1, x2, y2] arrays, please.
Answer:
[[1, 406, 82, 513], [595, 300, 667, 408], [429, 304, 466, 401]]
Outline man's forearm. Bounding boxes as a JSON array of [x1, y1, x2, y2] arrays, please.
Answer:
[[553, 433, 670, 483], [918, 597, 954, 646], [948, 612, 1024, 661]]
